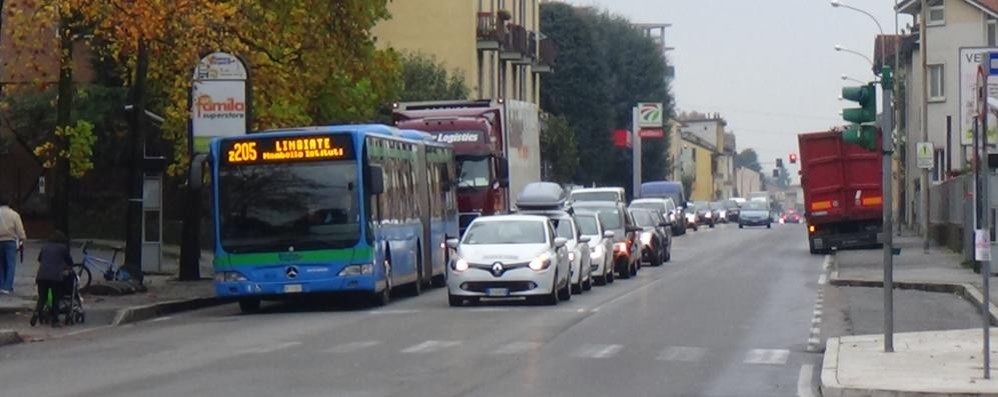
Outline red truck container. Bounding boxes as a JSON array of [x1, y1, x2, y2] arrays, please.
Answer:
[[798, 129, 883, 254]]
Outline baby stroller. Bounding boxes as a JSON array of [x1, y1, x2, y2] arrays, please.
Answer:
[[30, 270, 86, 326]]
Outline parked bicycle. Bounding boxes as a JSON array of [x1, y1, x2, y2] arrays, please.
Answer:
[[72, 241, 132, 289]]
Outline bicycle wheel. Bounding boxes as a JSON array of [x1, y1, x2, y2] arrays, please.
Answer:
[[74, 264, 92, 289]]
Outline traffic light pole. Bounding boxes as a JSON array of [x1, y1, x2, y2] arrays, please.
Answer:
[[881, 66, 895, 353]]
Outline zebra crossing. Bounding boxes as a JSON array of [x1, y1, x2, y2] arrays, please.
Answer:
[[310, 338, 794, 367]]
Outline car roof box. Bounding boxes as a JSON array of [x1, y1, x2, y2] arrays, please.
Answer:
[[516, 182, 568, 210]]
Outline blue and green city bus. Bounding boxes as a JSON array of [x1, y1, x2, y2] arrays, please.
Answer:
[[210, 124, 458, 312]]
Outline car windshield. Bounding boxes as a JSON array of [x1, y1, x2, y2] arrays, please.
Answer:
[[571, 191, 620, 202], [575, 216, 599, 235], [694, 201, 709, 211], [576, 206, 622, 229], [218, 161, 360, 253], [554, 219, 575, 239], [462, 220, 547, 245], [630, 201, 662, 211], [456, 157, 490, 188], [724, 200, 740, 209], [743, 201, 768, 210], [630, 211, 657, 227]]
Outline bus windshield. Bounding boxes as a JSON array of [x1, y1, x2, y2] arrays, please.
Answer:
[[218, 161, 360, 253], [457, 157, 490, 188]]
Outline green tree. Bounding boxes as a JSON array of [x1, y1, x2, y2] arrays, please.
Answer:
[[541, 3, 675, 191], [540, 114, 578, 183], [396, 53, 469, 102], [735, 148, 762, 173]]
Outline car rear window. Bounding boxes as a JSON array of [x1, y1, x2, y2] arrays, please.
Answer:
[[575, 216, 599, 235]]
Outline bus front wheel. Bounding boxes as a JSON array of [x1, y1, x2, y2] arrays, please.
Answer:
[[238, 298, 261, 314]]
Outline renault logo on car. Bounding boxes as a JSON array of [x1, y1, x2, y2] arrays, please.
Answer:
[[286, 266, 299, 279], [491, 262, 504, 276]]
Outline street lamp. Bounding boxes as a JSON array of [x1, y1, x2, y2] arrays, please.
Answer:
[[834, 44, 874, 68], [831, 0, 886, 73], [841, 74, 867, 84]]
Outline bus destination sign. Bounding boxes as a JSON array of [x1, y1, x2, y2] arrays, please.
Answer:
[[224, 135, 354, 165]]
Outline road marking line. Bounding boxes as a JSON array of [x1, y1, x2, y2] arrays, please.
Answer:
[[656, 346, 706, 362], [798, 364, 817, 397], [466, 308, 510, 313], [63, 325, 111, 337], [573, 344, 623, 358], [744, 349, 789, 365], [241, 341, 302, 354], [369, 309, 421, 315], [811, 317, 822, 325], [492, 342, 543, 355], [150, 316, 173, 323], [401, 340, 462, 354], [818, 274, 827, 285], [807, 337, 821, 345], [810, 327, 821, 335], [324, 341, 381, 354]]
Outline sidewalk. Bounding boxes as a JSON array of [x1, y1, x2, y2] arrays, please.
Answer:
[[824, 234, 998, 396], [0, 240, 221, 343]]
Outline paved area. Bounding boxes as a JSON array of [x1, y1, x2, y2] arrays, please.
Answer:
[[0, 240, 215, 340], [823, 329, 998, 396], [0, 223, 827, 396]]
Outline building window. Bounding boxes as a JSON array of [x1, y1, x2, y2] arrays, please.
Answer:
[[932, 149, 945, 181], [989, 17, 997, 46], [928, 64, 944, 101], [927, 0, 944, 26]]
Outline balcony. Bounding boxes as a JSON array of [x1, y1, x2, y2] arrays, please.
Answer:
[[477, 12, 505, 50], [533, 35, 556, 73], [501, 24, 530, 62]]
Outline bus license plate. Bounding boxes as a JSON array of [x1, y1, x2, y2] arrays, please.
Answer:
[[284, 284, 303, 293], [486, 288, 508, 297]]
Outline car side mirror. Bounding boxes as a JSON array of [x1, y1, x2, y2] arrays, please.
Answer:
[[578, 236, 591, 244], [659, 221, 671, 228], [554, 237, 568, 248], [446, 238, 459, 249], [603, 231, 615, 239], [626, 225, 643, 233], [368, 165, 385, 195]]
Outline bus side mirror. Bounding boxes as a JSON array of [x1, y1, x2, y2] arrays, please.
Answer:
[[369, 165, 385, 195]]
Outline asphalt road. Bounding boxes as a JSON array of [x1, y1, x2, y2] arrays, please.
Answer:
[[0, 223, 826, 397]]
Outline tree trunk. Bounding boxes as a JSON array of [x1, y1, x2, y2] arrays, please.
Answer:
[[53, 17, 73, 235], [123, 40, 149, 285]]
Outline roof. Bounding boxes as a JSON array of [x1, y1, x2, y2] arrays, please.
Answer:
[[897, 0, 998, 17], [571, 187, 624, 193], [469, 214, 551, 223], [516, 182, 568, 209]]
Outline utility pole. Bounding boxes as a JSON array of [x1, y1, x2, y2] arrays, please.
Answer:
[[632, 106, 642, 198], [881, 66, 895, 352], [123, 41, 149, 286], [920, 0, 930, 252]]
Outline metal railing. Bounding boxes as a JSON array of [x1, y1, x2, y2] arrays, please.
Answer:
[[476, 12, 505, 42], [538, 37, 557, 67]]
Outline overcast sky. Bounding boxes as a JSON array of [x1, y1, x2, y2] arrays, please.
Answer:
[[560, 0, 911, 179]]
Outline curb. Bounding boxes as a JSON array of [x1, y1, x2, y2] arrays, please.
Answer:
[[819, 336, 843, 397], [828, 271, 998, 324], [0, 329, 23, 347], [111, 297, 233, 326]]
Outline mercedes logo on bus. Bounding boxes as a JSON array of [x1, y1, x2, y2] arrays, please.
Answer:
[[286, 266, 299, 279]]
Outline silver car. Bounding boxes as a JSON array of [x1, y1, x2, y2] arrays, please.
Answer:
[[552, 214, 592, 294], [446, 215, 572, 306], [574, 212, 615, 285]]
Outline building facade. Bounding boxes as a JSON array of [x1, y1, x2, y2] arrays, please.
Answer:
[[372, 0, 552, 104]]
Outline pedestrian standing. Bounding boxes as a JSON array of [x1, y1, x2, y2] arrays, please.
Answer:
[[33, 230, 72, 327], [0, 194, 26, 294]]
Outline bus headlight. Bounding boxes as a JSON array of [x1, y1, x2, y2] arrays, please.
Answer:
[[338, 264, 375, 276], [214, 271, 248, 282]]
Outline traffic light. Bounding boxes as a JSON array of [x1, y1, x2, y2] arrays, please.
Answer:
[[789, 153, 797, 164], [772, 168, 779, 178], [840, 83, 878, 151], [776, 158, 783, 168], [842, 124, 878, 150]]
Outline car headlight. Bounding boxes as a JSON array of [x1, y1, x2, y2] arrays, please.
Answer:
[[214, 271, 248, 282], [704, 212, 712, 218], [640, 232, 653, 245], [528, 254, 551, 271], [338, 264, 375, 276], [452, 258, 469, 272], [568, 251, 576, 262]]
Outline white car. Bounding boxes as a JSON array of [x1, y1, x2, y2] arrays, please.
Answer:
[[574, 212, 615, 285], [446, 215, 571, 306]]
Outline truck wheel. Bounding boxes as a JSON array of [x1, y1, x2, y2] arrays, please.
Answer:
[[238, 298, 261, 314]]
